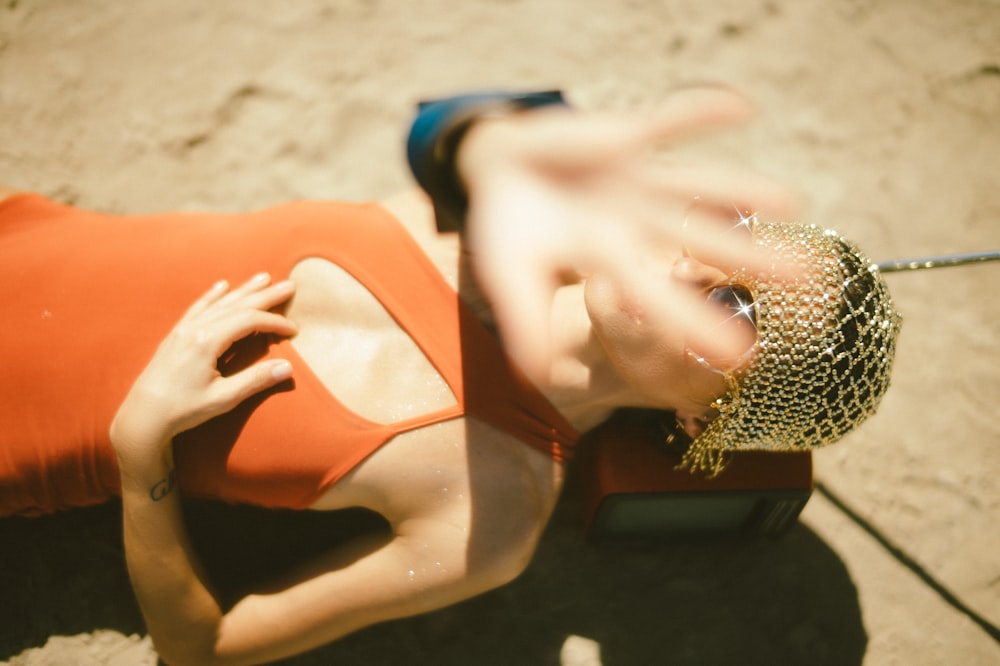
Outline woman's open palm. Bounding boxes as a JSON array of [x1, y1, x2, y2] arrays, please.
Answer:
[[459, 86, 800, 383]]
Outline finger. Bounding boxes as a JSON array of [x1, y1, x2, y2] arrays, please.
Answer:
[[208, 310, 299, 357], [679, 207, 772, 273], [620, 162, 801, 276], [485, 263, 559, 385], [514, 86, 755, 167], [619, 258, 753, 363], [495, 110, 654, 170], [468, 200, 559, 383], [645, 162, 801, 221], [185, 279, 230, 318], [212, 359, 294, 414], [682, 208, 809, 283], [215, 272, 275, 306], [184, 274, 274, 325], [471, 176, 591, 383], [233, 278, 296, 312], [205, 276, 296, 328], [641, 85, 756, 143], [581, 223, 756, 364]]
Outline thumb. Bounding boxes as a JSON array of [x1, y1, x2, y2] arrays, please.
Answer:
[[486, 266, 558, 386]]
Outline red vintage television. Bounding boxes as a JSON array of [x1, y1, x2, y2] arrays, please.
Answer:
[[577, 410, 813, 541]]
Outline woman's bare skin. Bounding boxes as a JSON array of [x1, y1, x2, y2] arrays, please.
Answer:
[[9, 87, 799, 664]]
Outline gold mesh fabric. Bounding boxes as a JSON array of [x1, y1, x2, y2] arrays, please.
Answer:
[[680, 221, 902, 476]]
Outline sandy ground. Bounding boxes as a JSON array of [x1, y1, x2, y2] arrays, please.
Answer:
[[1, 0, 998, 664]]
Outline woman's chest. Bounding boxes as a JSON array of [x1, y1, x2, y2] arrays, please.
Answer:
[[286, 257, 459, 425]]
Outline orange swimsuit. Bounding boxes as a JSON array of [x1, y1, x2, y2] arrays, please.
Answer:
[[0, 194, 578, 517]]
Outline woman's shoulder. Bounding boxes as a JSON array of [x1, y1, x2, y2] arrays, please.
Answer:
[[314, 417, 564, 532], [315, 417, 564, 611], [378, 189, 460, 284], [379, 188, 498, 329], [0, 184, 20, 203], [378, 188, 439, 239]]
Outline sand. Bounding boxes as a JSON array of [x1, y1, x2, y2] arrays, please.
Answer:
[[0, 0, 998, 664]]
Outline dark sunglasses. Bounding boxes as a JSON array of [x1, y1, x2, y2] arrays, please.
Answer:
[[687, 283, 759, 376], [706, 283, 757, 331]]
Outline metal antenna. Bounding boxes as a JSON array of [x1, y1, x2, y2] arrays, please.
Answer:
[[876, 250, 1000, 273]]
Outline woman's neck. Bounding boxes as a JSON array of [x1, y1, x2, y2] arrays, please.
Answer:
[[539, 282, 647, 433]]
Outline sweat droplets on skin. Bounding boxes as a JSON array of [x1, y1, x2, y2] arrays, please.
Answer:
[[377, 375, 452, 422]]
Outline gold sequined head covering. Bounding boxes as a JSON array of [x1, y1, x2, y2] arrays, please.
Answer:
[[680, 220, 902, 476]]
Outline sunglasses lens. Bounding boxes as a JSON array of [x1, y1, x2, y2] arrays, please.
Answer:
[[688, 284, 758, 375], [707, 284, 757, 330]]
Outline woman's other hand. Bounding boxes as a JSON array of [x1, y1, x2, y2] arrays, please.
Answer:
[[456, 86, 799, 384], [110, 274, 297, 457]]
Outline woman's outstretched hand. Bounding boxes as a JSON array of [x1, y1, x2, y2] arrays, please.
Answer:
[[456, 86, 800, 384], [110, 273, 297, 456]]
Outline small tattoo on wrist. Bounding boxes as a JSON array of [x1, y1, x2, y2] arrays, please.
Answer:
[[149, 468, 177, 502]]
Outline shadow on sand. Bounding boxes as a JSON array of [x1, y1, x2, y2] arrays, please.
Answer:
[[0, 478, 865, 666]]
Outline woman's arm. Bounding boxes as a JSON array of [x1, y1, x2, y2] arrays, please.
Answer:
[[111, 275, 533, 665], [110, 274, 298, 663], [115, 443, 221, 661]]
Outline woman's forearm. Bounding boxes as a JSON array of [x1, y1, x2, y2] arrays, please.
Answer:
[[108, 275, 299, 665], [116, 441, 225, 665]]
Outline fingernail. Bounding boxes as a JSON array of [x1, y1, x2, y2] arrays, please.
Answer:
[[212, 279, 229, 291], [271, 361, 293, 380], [252, 272, 270, 284]]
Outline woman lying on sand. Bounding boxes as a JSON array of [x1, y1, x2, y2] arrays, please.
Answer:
[[0, 86, 899, 665]]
